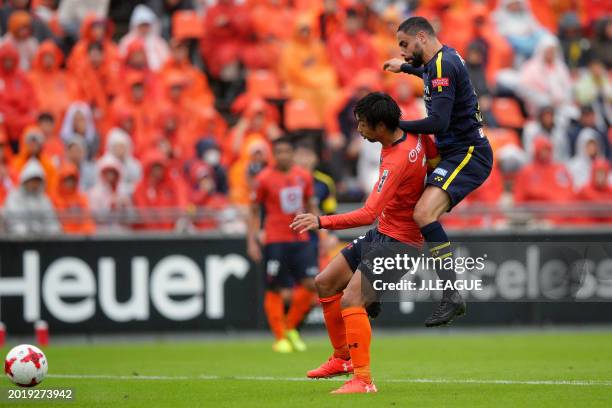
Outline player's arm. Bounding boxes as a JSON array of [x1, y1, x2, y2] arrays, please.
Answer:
[[246, 202, 263, 262], [399, 59, 457, 134], [247, 177, 265, 262], [383, 58, 424, 78], [291, 159, 409, 233]]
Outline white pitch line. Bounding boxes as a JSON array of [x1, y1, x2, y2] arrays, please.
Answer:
[[47, 374, 612, 387]]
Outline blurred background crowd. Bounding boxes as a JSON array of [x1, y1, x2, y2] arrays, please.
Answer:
[[0, 0, 610, 235]]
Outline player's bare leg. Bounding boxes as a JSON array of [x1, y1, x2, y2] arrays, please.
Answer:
[[307, 254, 355, 379], [331, 271, 378, 394], [414, 185, 466, 327]]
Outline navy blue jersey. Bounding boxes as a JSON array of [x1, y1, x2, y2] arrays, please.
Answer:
[[400, 45, 485, 153]]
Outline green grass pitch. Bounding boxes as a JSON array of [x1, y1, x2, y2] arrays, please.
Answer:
[[2, 331, 612, 407]]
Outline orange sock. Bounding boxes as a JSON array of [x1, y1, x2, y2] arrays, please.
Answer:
[[286, 286, 315, 330], [264, 291, 285, 340], [342, 307, 372, 383], [320, 293, 349, 360]]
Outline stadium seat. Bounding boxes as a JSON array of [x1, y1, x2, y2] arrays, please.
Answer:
[[284, 99, 323, 131], [246, 70, 283, 100], [492, 97, 526, 129], [172, 11, 204, 40]]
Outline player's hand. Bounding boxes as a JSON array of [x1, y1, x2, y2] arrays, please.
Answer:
[[383, 58, 404, 73], [247, 239, 262, 263], [290, 213, 319, 234]]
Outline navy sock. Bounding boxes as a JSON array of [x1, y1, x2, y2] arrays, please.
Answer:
[[420, 221, 456, 298]]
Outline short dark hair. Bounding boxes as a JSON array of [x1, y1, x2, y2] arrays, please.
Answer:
[[398, 16, 435, 36], [37, 112, 55, 123], [353, 92, 401, 131]]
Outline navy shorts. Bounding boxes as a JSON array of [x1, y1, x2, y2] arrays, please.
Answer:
[[341, 228, 420, 290], [264, 241, 319, 289], [428, 138, 494, 209]]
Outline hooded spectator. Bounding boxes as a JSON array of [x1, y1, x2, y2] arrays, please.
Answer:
[[567, 105, 609, 159], [10, 125, 57, 190], [67, 13, 119, 74], [89, 154, 132, 227], [60, 101, 100, 158], [513, 137, 574, 224], [119, 4, 169, 72], [518, 35, 575, 120], [229, 138, 270, 206], [199, 0, 251, 79], [187, 160, 230, 230], [316, 0, 344, 42], [0, 42, 38, 147], [50, 162, 96, 234], [574, 59, 612, 129], [279, 14, 338, 120], [28, 40, 77, 123], [0, 128, 14, 206], [576, 157, 612, 199], [522, 106, 570, 161], [250, 0, 295, 42], [104, 128, 142, 194], [1, 10, 39, 70], [133, 149, 187, 230], [567, 129, 604, 191], [0, 0, 54, 43], [493, 0, 546, 60], [558, 12, 590, 70], [64, 135, 96, 191], [37, 112, 63, 167], [190, 138, 228, 194], [326, 8, 378, 86], [3, 158, 60, 235], [160, 38, 214, 107]]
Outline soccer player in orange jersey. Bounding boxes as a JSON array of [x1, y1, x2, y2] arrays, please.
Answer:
[[291, 92, 438, 394], [248, 136, 319, 353]]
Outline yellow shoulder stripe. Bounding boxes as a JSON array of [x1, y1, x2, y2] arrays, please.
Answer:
[[435, 52, 443, 92]]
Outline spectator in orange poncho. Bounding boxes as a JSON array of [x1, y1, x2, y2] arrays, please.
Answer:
[[513, 137, 575, 224], [28, 40, 77, 125], [225, 98, 281, 166], [72, 41, 119, 134], [50, 162, 96, 234], [37, 112, 63, 167], [574, 158, 612, 224], [0, 127, 14, 205], [187, 161, 231, 230], [132, 149, 187, 230], [250, 0, 295, 41], [0, 41, 38, 148], [200, 0, 252, 78], [119, 38, 161, 100], [67, 14, 119, 74], [326, 8, 378, 86], [372, 6, 401, 67], [1, 10, 39, 71], [384, 76, 425, 121], [315, 0, 344, 42], [279, 14, 338, 120], [229, 138, 271, 206], [160, 38, 214, 107], [10, 125, 57, 190], [109, 71, 157, 157]]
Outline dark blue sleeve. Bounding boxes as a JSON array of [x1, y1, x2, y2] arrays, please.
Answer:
[[400, 63, 424, 78], [399, 59, 456, 134]]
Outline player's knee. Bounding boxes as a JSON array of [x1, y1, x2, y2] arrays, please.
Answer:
[[314, 273, 335, 297], [340, 287, 364, 309], [413, 202, 436, 227]]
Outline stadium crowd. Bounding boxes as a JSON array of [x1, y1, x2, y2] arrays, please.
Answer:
[[0, 0, 610, 234]]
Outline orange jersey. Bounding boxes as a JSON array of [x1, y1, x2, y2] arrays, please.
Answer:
[[253, 165, 314, 244], [320, 133, 436, 246]]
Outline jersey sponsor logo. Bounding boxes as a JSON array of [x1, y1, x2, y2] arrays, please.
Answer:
[[433, 167, 448, 177], [408, 135, 423, 163], [431, 77, 449, 87], [377, 169, 390, 192], [279, 186, 303, 214]]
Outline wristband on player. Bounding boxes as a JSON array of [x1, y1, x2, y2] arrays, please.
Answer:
[[400, 63, 412, 73]]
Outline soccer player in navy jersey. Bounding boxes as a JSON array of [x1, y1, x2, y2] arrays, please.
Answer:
[[384, 16, 494, 327]]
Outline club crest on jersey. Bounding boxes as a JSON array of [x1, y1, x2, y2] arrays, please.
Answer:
[[377, 169, 389, 192], [432, 77, 449, 87], [433, 167, 448, 177]]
